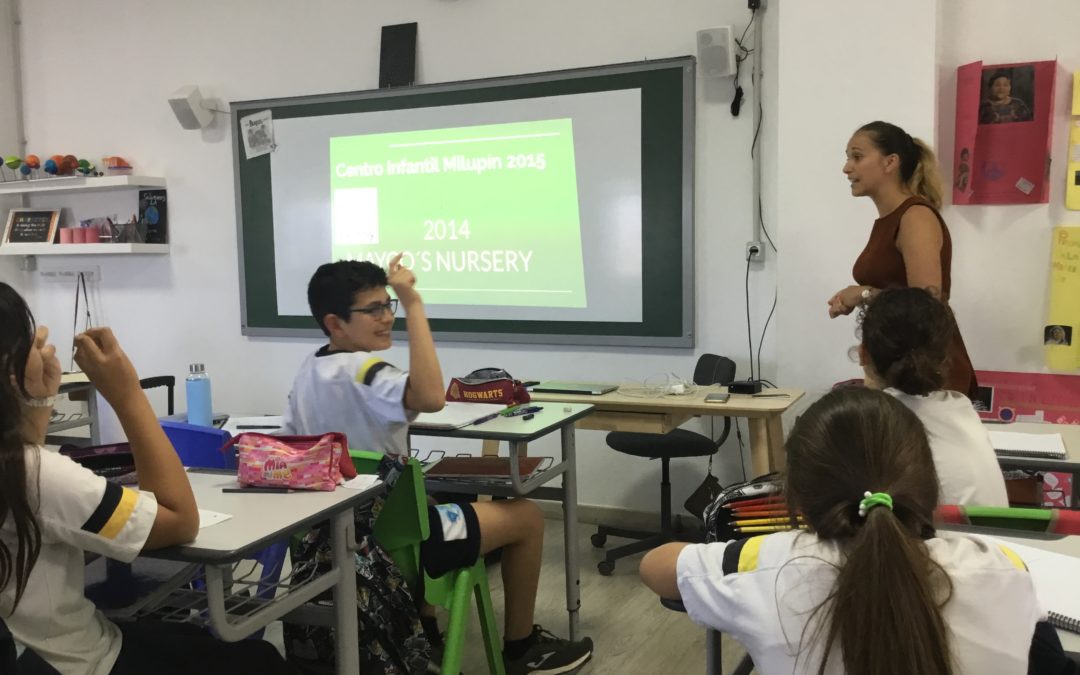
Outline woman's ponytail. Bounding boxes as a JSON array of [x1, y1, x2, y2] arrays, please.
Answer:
[[909, 137, 944, 209]]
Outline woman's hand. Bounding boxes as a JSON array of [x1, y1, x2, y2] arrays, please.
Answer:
[[22, 325, 61, 400], [827, 285, 866, 318], [73, 328, 142, 409]]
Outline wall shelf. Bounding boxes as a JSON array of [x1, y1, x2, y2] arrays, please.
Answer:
[[0, 243, 168, 256], [0, 175, 166, 196]]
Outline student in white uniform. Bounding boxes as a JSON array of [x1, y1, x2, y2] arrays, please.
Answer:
[[858, 286, 1008, 506], [281, 255, 592, 675], [0, 283, 294, 675], [640, 388, 1073, 675]]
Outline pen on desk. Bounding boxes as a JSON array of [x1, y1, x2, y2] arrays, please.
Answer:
[[222, 487, 295, 494], [236, 425, 281, 430], [522, 413, 535, 421], [751, 393, 790, 398], [471, 412, 502, 426]]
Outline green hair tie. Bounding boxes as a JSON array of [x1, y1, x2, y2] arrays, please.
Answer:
[[858, 491, 893, 518]]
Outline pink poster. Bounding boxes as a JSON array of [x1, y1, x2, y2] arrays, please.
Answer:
[[974, 369, 1080, 423], [953, 60, 1056, 205]]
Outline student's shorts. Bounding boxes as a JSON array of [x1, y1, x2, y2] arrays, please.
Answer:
[[420, 501, 482, 578]]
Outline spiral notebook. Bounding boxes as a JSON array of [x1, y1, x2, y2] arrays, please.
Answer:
[[987, 430, 1068, 460], [991, 539, 1080, 635]]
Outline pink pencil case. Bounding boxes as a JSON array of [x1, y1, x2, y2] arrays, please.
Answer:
[[223, 432, 356, 491]]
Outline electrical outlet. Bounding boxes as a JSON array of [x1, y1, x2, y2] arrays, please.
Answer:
[[39, 265, 101, 283], [746, 241, 764, 262]]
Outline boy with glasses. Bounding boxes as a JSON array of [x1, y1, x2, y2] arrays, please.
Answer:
[[281, 255, 593, 675]]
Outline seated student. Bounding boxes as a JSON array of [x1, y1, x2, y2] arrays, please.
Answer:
[[0, 283, 294, 675], [640, 388, 1073, 675], [280, 255, 593, 675], [859, 286, 1008, 506]]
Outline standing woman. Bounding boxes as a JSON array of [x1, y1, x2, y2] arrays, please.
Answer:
[[829, 121, 978, 399]]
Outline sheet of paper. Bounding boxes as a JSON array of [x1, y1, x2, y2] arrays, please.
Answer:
[[241, 110, 275, 159], [412, 402, 506, 429], [197, 509, 233, 529], [340, 474, 383, 491], [221, 415, 284, 435]]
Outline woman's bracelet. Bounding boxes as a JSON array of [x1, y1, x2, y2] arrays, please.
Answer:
[[24, 395, 56, 408]]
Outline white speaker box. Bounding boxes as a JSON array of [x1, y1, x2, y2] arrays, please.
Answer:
[[168, 85, 214, 130], [697, 27, 736, 78]]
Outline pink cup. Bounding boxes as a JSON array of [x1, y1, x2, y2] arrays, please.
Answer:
[[72, 228, 87, 244], [85, 225, 101, 243], [59, 228, 74, 244]]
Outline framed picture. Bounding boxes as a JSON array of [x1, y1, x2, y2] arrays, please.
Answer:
[[3, 208, 61, 246]]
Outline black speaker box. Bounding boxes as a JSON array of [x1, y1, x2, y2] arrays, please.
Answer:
[[379, 23, 418, 88]]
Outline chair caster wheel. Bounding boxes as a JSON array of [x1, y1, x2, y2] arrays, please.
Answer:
[[597, 560, 615, 576], [591, 533, 607, 548]]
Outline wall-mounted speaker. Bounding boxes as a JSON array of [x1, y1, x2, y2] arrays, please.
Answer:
[[697, 27, 736, 78], [380, 22, 418, 88], [168, 85, 214, 130]]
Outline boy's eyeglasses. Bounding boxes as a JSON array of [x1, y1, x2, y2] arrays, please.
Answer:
[[349, 299, 398, 317]]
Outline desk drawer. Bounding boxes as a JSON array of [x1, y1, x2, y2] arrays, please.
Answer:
[[574, 411, 690, 434]]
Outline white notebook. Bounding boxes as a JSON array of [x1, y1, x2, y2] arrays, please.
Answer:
[[987, 430, 1067, 460], [411, 402, 506, 430], [989, 538, 1080, 634]]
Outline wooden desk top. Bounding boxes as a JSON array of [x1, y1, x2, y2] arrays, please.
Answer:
[[529, 385, 804, 418]]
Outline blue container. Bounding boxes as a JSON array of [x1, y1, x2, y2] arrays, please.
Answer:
[[161, 420, 234, 469], [186, 363, 213, 427]]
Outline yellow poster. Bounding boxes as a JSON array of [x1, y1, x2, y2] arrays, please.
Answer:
[[1046, 227, 1080, 370]]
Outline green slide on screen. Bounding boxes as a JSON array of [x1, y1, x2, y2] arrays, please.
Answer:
[[329, 118, 586, 308]]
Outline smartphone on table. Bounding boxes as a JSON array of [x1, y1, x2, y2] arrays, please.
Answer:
[[704, 392, 730, 404]]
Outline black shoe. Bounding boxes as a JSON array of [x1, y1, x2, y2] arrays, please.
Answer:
[[504, 625, 593, 675]]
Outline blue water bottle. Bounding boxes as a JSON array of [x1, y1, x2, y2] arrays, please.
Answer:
[[186, 363, 213, 427]]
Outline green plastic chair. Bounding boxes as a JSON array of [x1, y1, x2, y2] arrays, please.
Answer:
[[372, 459, 506, 675]]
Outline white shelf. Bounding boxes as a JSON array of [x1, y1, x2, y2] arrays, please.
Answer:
[[0, 175, 166, 196], [0, 243, 169, 256]]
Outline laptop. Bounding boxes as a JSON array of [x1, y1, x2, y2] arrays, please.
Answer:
[[530, 381, 617, 395]]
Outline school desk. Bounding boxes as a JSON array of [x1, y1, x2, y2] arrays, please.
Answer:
[[409, 402, 595, 641], [139, 469, 383, 675], [989, 421, 1080, 508], [529, 385, 804, 475]]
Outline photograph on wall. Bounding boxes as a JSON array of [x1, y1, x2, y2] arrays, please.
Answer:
[[953, 59, 1056, 205]]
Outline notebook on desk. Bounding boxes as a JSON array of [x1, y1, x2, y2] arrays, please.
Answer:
[[412, 402, 506, 430], [988, 430, 1068, 460], [991, 538, 1080, 635], [530, 381, 617, 395]]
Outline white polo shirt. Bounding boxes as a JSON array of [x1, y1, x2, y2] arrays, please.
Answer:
[[886, 388, 1009, 507], [281, 346, 417, 457], [677, 530, 1041, 675], [1, 446, 158, 675]]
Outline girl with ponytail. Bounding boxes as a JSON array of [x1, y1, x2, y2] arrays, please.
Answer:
[[859, 286, 1007, 506], [641, 388, 1059, 674], [828, 121, 979, 400]]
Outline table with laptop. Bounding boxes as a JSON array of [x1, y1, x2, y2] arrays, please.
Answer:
[[408, 402, 595, 641], [527, 381, 804, 475]]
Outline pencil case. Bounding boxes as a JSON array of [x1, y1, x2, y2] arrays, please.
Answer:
[[225, 432, 356, 491]]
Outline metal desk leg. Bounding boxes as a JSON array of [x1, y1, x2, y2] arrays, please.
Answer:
[[559, 424, 581, 640], [706, 628, 723, 675], [330, 508, 359, 675], [88, 390, 101, 445]]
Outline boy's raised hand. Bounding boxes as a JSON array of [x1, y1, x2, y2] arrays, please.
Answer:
[[73, 327, 142, 406], [387, 252, 420, 306]]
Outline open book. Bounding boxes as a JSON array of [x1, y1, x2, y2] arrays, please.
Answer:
[[988, 430, 1067, 460]]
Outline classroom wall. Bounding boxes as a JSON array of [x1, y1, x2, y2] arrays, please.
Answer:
[[7, 0, 777, 515], [0, 0, 22, 282], [772, 0, 938, 398], [936, 0, 1080, 375]]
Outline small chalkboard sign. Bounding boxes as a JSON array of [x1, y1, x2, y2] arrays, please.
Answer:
[[3, 209, 60, 245]]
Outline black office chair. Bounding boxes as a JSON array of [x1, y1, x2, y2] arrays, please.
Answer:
[[139, 375, 175, 416], [592, 354, 736, 575]]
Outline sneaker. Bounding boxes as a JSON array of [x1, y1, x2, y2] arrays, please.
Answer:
[[504, 625, 593, 675]]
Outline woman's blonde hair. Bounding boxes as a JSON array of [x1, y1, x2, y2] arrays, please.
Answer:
[[859, 121, 944, 209]]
